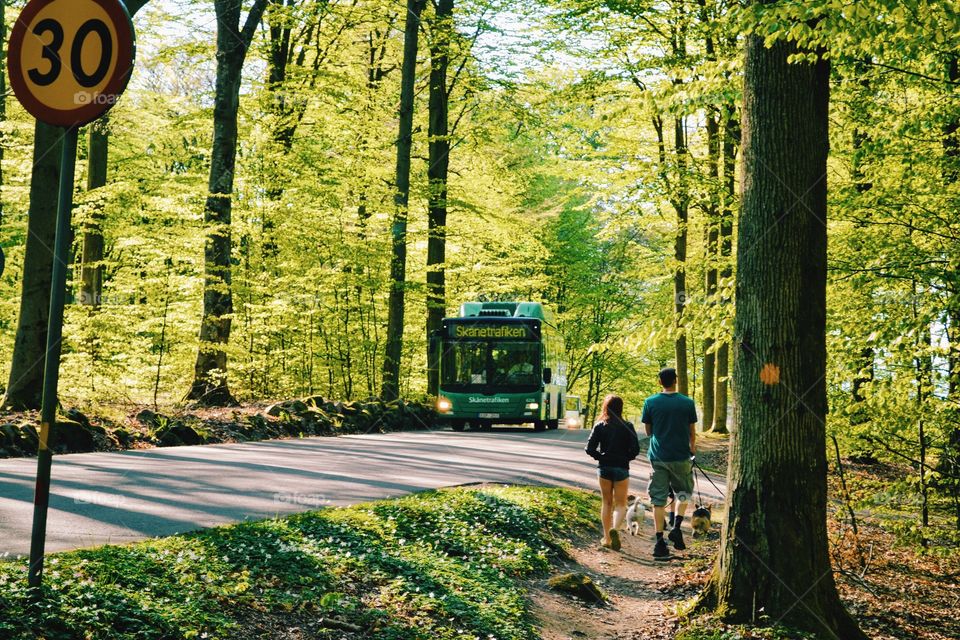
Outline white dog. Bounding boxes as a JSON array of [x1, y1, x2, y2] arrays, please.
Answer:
[[625, 495, 645, 536]]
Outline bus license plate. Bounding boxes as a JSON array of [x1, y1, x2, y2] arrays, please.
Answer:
[[479, 413, 499, 419]]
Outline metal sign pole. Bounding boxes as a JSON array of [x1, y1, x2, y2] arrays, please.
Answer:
[[28, 126, 79, 590]]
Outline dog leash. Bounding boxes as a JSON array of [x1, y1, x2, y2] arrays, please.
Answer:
[[691, 457, 725, 501]]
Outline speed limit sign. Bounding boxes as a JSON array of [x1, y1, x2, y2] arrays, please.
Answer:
[[10, 0, 138, 594], [8, 0, 136, 128]]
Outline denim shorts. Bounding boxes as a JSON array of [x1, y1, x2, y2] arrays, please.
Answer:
[[598, 466, 630, 482]]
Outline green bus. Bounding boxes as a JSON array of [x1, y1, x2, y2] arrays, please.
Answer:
[[431, 301, 566, 431]]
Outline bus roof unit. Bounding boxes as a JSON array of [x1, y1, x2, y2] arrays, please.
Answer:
[[458, 301, 552, 323]]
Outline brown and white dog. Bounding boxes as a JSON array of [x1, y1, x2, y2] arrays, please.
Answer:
[[691, 504, 713, 536]]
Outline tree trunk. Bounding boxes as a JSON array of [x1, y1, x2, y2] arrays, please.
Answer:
[[80, 118, 109, 309], [942, 53, 960, 491], [357, 24, 395, 232], [3, 0, 152, 410], [263, 0, 333, 253], [712, 108, 738, 434], [850, 59, 875, 413], [914, 284, 932, 543], [3, 122, 63, 410], [698, 23, 866, 639], [674, 115, 690, 396], [670, 11, 690, 397], [261, 0, 296, 257], [187, 0, 268, 406], [426, 0, 454, 397], [0, 3, 6, 229], [949, 302, 959, 415], [702, 109, 720, 431], [381, 0, 426, 401]]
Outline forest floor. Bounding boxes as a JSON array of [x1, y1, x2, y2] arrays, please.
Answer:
[[2, 403, 958, 639], [526, 450, 960, 640]]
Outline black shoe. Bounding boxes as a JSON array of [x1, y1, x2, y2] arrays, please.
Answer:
[[668, 512, 675, 528], [653, 538, 670, 560], [668, 527, 686, 551]]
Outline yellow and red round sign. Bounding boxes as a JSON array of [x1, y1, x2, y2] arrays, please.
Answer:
[[8, 0, 136, 128]]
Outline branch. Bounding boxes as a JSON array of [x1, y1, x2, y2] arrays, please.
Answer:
[[241, 0, 270, 50], [863, 435, 955, 477], [863, 59, 960, 86]]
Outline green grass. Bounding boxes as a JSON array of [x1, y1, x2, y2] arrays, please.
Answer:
[[676, 622, 819, 640], [0, 486, 596, 640]]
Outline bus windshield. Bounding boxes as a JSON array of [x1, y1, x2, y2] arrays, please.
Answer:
[[441, 341, 541, 392]]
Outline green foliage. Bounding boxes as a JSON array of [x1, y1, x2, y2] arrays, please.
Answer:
[[0, 486, 597, 639], [676, 621, 819, 640], [0, 0, 955, 538], [0, 0, 730, 421]]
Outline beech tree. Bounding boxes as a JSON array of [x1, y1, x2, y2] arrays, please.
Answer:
[[711, 105, 737, 434], [80, 118, 109, 310], [187, 0, 269, 404], [3, 123, 62, 409], [697, 7, 865, 636], [425, 0, 454, 397], [382, 0, 427, 401]]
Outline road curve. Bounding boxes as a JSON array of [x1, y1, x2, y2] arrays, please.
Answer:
[[0, 428, 726, 557]]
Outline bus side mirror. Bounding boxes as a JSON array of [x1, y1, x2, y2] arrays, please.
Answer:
[[543, 368, 552, 384]]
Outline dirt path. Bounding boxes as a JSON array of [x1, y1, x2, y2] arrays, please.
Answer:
[[530, 524, 719, 639], [530, 435, 728, 640]]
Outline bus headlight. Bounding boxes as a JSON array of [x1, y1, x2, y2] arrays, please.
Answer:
[[566, 417, 580, 428], [526, 402, 539, 410], [437, 398, 452, 413]]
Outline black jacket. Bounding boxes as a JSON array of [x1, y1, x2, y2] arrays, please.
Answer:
[[585, 419, 640, 469]]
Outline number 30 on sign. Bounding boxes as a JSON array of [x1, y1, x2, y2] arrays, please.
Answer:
[[8, 0, 136, 128]]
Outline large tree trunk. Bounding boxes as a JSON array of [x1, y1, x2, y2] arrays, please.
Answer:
[[698, 22, 866, 639], [4, 122, 63, 410], [80, 118, 109, 309], [381, 0, 426, 401], [712, 108, 738, 434], [187, 0, 267, 405], [426, 0, 454, 397]]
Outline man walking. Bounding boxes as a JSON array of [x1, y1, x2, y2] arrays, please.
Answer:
[[641, 367, 697, 559]]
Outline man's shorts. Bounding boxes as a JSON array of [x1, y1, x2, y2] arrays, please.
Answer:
[[598, 466, 630, 482], [648, 459, 693, 506]]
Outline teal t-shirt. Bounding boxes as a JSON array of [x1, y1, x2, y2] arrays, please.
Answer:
[[641, 392, 697, 462]]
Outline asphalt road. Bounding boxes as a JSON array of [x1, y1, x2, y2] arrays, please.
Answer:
[[0, 428, 726, 557]]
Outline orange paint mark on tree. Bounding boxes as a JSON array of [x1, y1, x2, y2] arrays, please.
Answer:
[[760, 363, 781, 385]]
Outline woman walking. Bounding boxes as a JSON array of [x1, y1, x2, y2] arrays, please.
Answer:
[[585, 394, 640, 550]]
